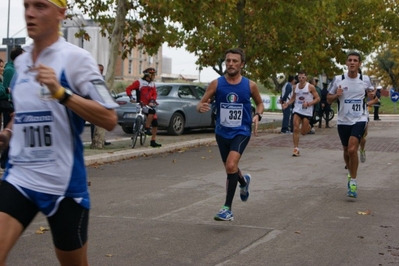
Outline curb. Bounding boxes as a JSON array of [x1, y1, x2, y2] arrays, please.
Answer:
[[84, 113, 398, 166], [84, 137, 216, 166]]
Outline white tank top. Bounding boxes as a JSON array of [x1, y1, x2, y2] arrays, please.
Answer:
[[292, 82, 314, 117], [329, 74, 372, 125]]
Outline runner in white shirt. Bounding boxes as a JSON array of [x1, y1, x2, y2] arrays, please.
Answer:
[[327, 51, 375, 198], [0, 0, 117, 265], [282, 71, 320, 157]]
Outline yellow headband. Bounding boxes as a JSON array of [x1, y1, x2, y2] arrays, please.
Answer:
[[48, 0, 67, 8]]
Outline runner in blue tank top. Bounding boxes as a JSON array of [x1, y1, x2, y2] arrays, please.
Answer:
[[196, 48, 264, 221]]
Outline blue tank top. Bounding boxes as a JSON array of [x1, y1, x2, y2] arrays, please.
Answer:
[[215, 76, 252, 139]]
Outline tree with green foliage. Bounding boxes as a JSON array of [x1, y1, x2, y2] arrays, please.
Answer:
[[366, 42, 399, 91], [70, 0, 399, 88], [68, 0, 399, 147]]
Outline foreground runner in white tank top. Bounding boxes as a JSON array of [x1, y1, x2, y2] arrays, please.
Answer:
[[0, 0, 118, 264], [327, 51, 375, 198]]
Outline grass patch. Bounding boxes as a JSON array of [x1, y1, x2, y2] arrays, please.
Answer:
[[258, 120, 281, 131], [378, 96, 399, 114]]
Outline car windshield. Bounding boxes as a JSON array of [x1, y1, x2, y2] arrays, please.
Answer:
[[194, 86, 205, 98], [157, 86, 172, 96]]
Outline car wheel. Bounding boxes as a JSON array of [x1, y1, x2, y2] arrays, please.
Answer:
[[167, 112, 185, 135], [121, 125, 133, 134]]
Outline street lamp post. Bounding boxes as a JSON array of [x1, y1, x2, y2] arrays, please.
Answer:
[[3, 0, 26, 62], [6, 0, 11, 62], [7, 0, 10, 39]]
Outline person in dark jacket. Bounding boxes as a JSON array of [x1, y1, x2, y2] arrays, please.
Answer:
[[0, 47, 24, 169], [279, 75, 295, 134], [373, 86, 382, 121], [318, 82, 331, 128]]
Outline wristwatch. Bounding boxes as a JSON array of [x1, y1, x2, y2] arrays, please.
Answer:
[[255, 112, 262, 121], [59, 89, 73, 105]]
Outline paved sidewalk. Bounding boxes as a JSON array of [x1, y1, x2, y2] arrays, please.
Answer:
[[85, 113, 399, 166]]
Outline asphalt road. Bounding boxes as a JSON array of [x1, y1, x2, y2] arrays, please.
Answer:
[[6, 115, 399, 266], [82, 112, 285, 143]]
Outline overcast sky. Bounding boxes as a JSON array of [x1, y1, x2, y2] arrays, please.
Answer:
[[0, 1, 219, 83]]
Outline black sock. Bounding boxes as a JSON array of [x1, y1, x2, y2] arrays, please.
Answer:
[[237, 168, 247, 187], [224, 172, 238, 209]]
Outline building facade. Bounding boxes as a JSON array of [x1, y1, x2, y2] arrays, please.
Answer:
[[62, 18, 162, 83]]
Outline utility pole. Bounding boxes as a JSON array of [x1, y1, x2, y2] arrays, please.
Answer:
[[2, 0, 25, 61]]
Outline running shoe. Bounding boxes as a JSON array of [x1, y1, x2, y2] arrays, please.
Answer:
[[240, 174, 251, 202], [214, 206, 234, 221], [360, 150, 366, 163], [347, 179, 357, 198], [347, 174, 351, 189], [292, 148, 300, 157]]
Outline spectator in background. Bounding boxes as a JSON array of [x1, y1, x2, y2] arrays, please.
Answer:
[[0, 47, 24, 169], [126, 67, 162, 147], [91, 64, 111, 145], [374, 85, 382, 121], [0, 58, 4, 129], [308, 77, 322, 134], [0, 58, 4, 80], [289, 76, 299, 133], [279, 75, 295, 134], [318, 82, 331, 128]]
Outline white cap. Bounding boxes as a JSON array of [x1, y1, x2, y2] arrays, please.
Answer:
[[377, 85, 382, 90]]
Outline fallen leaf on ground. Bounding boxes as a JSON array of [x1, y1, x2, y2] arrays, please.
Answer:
[[36, 226, 50, 234], [105, 254, 113, 257], [357, 210, 371, 215]]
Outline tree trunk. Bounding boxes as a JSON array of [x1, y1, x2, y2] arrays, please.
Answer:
[[91, 126, 106, 149], [91, 0, 128, 149], [104, 0, 128, 91]]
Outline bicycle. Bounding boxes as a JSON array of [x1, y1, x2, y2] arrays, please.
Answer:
[[312, 108, 335, 124], [131, 103, 147, 148]]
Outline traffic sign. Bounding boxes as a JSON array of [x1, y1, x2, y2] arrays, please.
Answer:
[[14, 38, 25, 45], [2, 38, 13, 45], [391, 92, 399, 103]]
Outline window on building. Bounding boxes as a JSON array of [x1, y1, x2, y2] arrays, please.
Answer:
[[128, 59, 132, 74]]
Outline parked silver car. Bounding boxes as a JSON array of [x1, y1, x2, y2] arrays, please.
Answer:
[[115, 83, 215, 135]]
